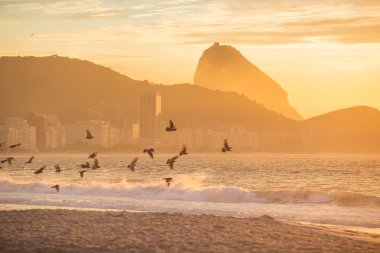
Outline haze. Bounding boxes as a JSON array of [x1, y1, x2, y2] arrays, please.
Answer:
[[1, 0, 380, 118]]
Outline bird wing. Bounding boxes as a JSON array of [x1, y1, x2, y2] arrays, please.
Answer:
[[224, 139, 229, 148], [169, 120, 174, 129], [132, 157, 138, 165], [172, 156, 179, 162]]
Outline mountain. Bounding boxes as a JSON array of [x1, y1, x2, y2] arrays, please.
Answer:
[[304, 106, 380, 151], [194, 43, 303, 121], [0, 56, 298, 132]]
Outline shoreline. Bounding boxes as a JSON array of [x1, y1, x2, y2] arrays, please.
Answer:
[[0, 209, 379, 252], [1, 203, 380, 236]]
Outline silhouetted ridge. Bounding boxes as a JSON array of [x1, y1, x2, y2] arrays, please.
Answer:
[[194, 43, 303, 121], [0, 55, 297, 132], [304, 106, 380, 151]]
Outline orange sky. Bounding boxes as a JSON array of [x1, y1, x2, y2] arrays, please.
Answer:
[[0, 0, 379, 118]]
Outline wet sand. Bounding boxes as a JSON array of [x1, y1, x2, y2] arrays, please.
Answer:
[[0, 209, 379, 253]]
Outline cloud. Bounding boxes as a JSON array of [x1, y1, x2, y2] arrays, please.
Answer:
[[2, 0, 380, 46], [174, 1, 380, 45]]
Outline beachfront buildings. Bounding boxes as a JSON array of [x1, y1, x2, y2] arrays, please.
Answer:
[[65, 120, 120, 148], [139, 91, 162, 146], [0, 117, 36, 151]]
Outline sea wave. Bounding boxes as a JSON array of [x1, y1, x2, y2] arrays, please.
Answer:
[[0, 178, 379, 208]]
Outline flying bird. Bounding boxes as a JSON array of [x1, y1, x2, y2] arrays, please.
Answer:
[[88, 152, 97, 159], [54, 164, 61, 173], [221, 139, 232, 152], [165, 120, 177, 131], [80, 162, 90, 168], [143, 148, 155, 159], [163, 177, 173, 187], [34, 165, 46, 174], [79, 170, 86, 178], [9, 143, 21, 148], [25, 156, 34, 164], [1, 157, 16, 166], [179, 145, 188, 156], [51, 185, 59, 192], [92, 158, 100, 170], [166, 156, 179, 170], [85, 129, 94, 139], [127, 157, 138, 172]]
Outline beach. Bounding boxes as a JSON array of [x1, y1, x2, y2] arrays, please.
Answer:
[[0, 209, 379, 253]]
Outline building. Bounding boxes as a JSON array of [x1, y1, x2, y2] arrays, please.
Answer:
[[121, 121, 140, 145], [0, 117, 36, 151], [139, 91, 162, 146], [26, 112, 47, 151], [65, 120, 115, 148], [45, 114, 66, 149]]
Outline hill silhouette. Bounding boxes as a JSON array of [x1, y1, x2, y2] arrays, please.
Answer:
[[1, 56, 380, 151], [304, 106, 380, 151], [194, 43, 303, 121], [0, 56, 299, 132]]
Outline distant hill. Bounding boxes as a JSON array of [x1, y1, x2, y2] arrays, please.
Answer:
[[304, 106, 380, 151], [194, 43, 303, 121], [0, 56, 298, 132]]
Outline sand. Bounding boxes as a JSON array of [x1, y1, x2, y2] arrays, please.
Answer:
[[0, 210, 379, 253]]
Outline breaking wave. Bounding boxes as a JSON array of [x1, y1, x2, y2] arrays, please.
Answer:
[[0, 178, 379, 208]]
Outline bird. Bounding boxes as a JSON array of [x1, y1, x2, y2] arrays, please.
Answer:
[[80, 162, 90, 168], [25, 156, 34, 164], [34, 165, 46, 174], [163, 177, 173, 187], [51, 185, 59, 192], [9, 143, 21, 148], [54, 164, 61, 173], [85, 129, 94, 139], [127, 158, 138, 172], [166, 156, 179, 170], [88, 152, 97, 159], [143, 148, 154, 159], [221, 139, 232, 152], [179, 145, 188, 156], [79, 170, 86, 178], [1, 157, 16, 166], [92, 158, 100, 170], [165, 120, 177, 131]]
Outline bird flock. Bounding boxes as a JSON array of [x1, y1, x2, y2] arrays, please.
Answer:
[[0, 120, 232, 193]]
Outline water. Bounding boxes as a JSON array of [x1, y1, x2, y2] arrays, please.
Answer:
[[0, 153, 379, 231]]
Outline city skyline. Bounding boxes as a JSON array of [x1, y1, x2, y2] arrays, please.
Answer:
[[0, 1, 379, 118]]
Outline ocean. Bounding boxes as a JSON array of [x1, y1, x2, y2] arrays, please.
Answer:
[[1, 153, 379, 232]]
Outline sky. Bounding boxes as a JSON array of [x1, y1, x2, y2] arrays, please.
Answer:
[[1, 0, 379, 118]]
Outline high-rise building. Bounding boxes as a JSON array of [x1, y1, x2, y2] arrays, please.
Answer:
[[139, 91, 162, 146], [65, 120, 113, 148], [45, 115, 66, 149], [0, 117, 36, 151], [121, 121, 140, 144], [26, 113, 47, 151]]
